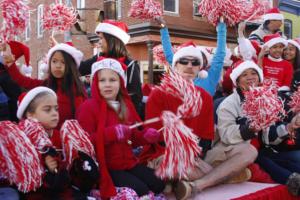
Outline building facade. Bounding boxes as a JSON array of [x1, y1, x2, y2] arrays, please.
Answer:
[[279, 0, 300, 39]]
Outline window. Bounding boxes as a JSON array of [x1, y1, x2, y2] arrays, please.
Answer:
[[116, 0, 122, 19], [25, 15, 30, 41], [163, 0, 179, 14], [65, 0, 71, 5], [77, 0, 85, 9], [37, 4, 44, 38], [284, 19, 292, 39], [193, 0, 202, 16]]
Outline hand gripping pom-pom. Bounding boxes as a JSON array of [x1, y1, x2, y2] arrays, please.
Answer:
[[0, 121, 43, 192], [60, 120, 96, 169], [129, 0, 162, 20]]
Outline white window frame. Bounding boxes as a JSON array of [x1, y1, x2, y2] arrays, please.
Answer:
[[116, 0, 122, 19], [163, 0, 179, 14], [37, 4, 44, 38], [25, 12, 31, 41], [77, 0, 85, 9]]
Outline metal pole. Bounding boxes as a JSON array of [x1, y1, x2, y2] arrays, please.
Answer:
[[147, 41, 154, 84]]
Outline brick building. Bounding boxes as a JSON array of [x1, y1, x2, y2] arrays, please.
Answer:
[[2, 0, 273, 83]]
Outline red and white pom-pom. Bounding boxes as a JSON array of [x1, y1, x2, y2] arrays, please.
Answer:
[[156, 111, 201, 179], [60, 120, 96, 168], [289, 87, 300, 114], [18, 119, 53, 152], [0, 0, 30, 41], [242, 0, 271, 21], [43, 1, 77, 32], [157, 70, 202, 118], [242, 81, 286, 130], [0, 121, 43, 192], [153, 44, 169, 66], [198, 0, 271, 26], [129, 0, 162, 20]]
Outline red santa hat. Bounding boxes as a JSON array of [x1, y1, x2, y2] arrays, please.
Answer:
[[17, 87, 57, 119], [95, 20, 130, 45], [47, 43, 83, 68], [230, 60, 263, 86], [238, 38, 261, 60], [91, 57, 127, 85], [7, 41, 30, 66], [173, 41, 208, 78], [287, 38, 300, 51], [263, 33, 287, 49], [263, 8, 284, 22]]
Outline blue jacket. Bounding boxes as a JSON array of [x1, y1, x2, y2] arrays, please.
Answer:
[[160, 22, 227, 96]]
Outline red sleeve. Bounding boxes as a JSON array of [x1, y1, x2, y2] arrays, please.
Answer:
[[76, 100, 98, 144], [283, 61, 294, 88], [6, 63, 43, 89], [145, 89, 165, 141]]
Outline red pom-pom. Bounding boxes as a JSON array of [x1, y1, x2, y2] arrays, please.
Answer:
[[43, 2, 77, 32], [289, 86, 300, 114], [18, 119, 53, 152], [156, 111, 201, 179], [157, 70, 203, 118], [60, 120, 96, 169], [242, 81, 286, 130], [0, 121, 43, 192], [0, 0, 30, 41], [129, 0, 162, 20], [198, 0, 271, 26], [154, 71, 203, 179]]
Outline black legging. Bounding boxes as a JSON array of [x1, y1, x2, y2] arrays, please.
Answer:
[[109, 164, 165, 196]]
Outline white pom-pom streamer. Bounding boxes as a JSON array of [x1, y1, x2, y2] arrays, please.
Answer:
[[60, 120, 96, 169], [0, 121, 43, 192]]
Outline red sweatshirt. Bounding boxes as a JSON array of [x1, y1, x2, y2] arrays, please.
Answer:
[[140, 86, 214, 161], [262, 55, 293, 90], [6, 63, 85, 128]]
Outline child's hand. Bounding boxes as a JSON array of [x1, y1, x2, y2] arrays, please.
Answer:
[[115, 124, 132, 141], [45, 155, 58, 173], [3, 54, 15, 66], [291, 113, 300, 130], [143, 128, 160, 143], [48, 36, 58, 48], [259, 46, 269, 58]]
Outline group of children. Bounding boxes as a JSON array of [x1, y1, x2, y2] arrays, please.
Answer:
[[0, 7, 300, 200]]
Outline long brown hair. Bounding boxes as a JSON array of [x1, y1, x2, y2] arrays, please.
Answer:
[[102, 33, 129, 58], [45, 50, 85, 117]]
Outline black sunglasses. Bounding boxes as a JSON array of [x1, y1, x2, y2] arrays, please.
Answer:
[[178, 58, 201, 66]]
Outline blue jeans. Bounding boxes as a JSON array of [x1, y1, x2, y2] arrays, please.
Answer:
[[256, 148, 300, 184], [0, 187, 19, 200]]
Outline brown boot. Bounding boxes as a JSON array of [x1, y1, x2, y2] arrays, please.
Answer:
[[226, 168, 252, 184], [173, 180, 193, 200]]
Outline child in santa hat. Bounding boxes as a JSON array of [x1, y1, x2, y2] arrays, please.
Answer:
[[76, 58, 165, 199], [79, 20, 143, 118], [258, 33, 293, 91], [154, 16, 227, 96], [249, 8, 285, 44], [2, 42, 86, 128], [16, 86, 99, 199], [284, 38, 300, 87]]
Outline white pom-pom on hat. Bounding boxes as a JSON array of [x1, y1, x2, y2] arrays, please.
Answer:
[[198, 70, 208, 79]]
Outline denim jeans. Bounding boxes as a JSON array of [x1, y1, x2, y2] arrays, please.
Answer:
[[256, 148, 300, 184], [0, 187, 19, 200]]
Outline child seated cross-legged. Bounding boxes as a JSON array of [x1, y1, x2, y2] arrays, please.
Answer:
[[16, 86, 99, 200], [76, 58, 165, 199]]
